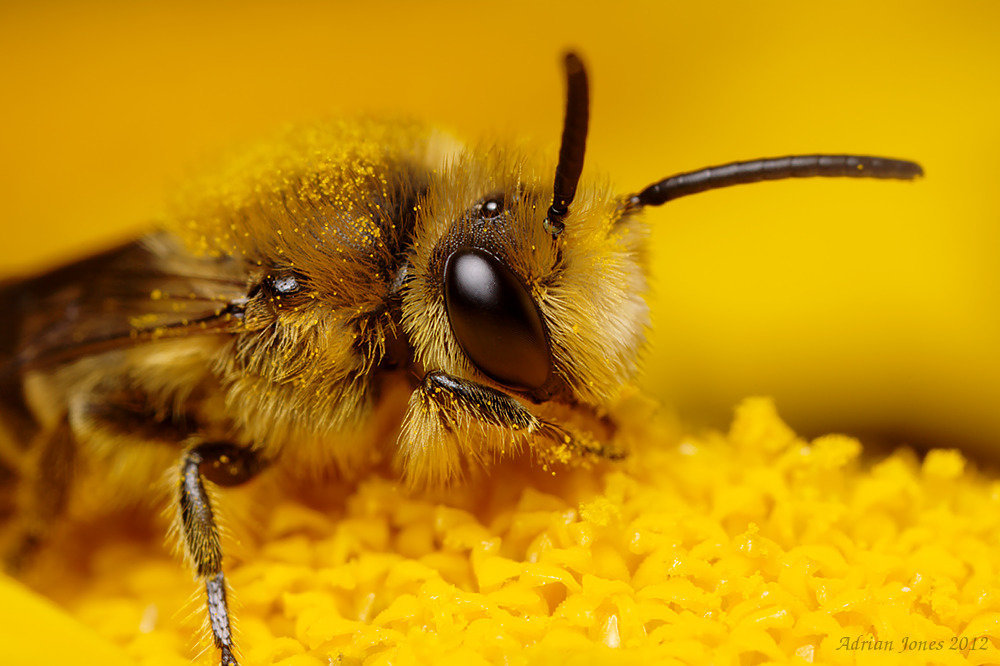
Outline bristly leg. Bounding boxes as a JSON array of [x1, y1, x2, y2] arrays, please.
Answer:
[[396, 371, 624, 486], [177, 442, 266, 666]]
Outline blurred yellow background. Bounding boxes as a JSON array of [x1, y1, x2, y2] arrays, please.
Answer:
[[1, 1, 998, 457]]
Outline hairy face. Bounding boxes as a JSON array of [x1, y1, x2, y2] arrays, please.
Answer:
[[403, 148, 650, 408]]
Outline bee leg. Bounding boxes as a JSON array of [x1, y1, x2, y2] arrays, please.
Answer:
[[398, 371, 623, 485], [177, 442, 266, 666], [2, 420, 75, 573]]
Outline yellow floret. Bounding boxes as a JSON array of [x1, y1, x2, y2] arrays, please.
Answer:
[[3, 397, 1000, 665]]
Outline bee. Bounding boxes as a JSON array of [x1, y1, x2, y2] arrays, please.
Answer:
[[0, 52, 922, 665]]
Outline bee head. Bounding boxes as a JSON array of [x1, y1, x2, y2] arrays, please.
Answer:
[[404, 155, 650, 408], [402, 53, 649, 407]]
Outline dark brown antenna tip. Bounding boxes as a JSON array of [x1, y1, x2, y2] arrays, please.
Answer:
[[544, 51, 590, 237], [626, 154, 924, 209]]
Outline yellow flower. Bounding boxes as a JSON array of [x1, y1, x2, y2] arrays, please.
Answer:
[[3, 397, 998, 664]]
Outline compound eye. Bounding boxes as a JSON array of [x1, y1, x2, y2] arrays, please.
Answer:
[[444, 248, 552, 390]]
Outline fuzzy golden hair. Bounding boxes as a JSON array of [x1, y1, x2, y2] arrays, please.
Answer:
[[406, 146, 649, 404], [159, 119, 649, 483]]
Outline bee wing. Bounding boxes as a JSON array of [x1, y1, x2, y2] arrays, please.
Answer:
[[0, 233, 249, 372]]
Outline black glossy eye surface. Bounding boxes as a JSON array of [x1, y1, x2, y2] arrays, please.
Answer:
[[444, 248, 552, 390]]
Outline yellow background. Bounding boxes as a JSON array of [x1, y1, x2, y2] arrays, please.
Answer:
[[1, 0, 998, 457]]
